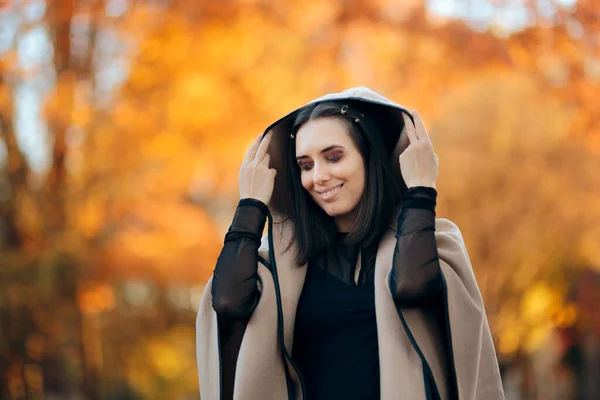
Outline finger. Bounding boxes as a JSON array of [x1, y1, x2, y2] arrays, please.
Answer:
[[244, 133, 263, 163], [412, 110, 430, 143], [402, 112, 419, 143], [255, 131, 273, 161], [259, 153, 271, 167]]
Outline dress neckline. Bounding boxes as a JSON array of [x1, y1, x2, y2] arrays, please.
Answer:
[[336, 231, 350, 243]]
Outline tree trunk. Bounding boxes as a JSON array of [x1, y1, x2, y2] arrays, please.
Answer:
[[0, 71, 29, 249]]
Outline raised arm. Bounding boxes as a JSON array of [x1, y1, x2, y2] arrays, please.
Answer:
[[211, 198, 267, 321], [390, 186, 443, 307], [211, 198, 270, 400]]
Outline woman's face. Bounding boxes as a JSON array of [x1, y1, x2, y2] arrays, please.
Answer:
[[295, 117, 366, 231]]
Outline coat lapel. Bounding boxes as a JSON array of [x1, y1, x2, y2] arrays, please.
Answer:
[[269, 216, 308, 399], [374, 227, 429, 400]]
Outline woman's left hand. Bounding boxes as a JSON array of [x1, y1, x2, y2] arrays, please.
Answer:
[[399, 110, 439, 189]]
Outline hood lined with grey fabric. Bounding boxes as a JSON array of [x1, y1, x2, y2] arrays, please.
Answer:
[[262, 86, 414, 217]]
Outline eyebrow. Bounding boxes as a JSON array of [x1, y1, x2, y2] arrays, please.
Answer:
[[296, 145, 345, 161]]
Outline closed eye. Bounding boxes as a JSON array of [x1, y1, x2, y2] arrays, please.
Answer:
[[298, 155, 342, 171]]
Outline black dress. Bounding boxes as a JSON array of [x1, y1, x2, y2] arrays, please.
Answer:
[[292, 239, 380, 400], [211, 187, 449, 400]]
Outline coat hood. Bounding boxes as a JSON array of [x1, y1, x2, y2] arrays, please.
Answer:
[[261, 86, 415, 215]]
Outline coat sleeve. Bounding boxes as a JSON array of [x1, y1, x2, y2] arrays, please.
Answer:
[[433, 219, 505, 400]]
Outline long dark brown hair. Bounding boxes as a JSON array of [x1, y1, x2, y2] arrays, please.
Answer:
[[280, 101, 402, 266]]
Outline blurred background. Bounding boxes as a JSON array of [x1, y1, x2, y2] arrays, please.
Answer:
[[0, 0, 599, 399]]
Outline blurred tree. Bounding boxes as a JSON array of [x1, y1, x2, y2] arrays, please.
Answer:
[[1, 0, 599, 398], [0, 60, 28, 249], [433, 69, 600, 359]]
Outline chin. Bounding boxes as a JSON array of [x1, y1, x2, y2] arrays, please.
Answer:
[[320, 202, 353, 217]]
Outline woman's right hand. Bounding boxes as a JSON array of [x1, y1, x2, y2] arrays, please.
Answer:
[[239, 132, 277, 205]]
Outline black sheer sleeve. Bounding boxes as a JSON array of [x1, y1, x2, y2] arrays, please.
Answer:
[[211, 198, 268, 321], [390, 186, 443, 307], [390, 188, 458, 399], [211, 198, 268, 400]]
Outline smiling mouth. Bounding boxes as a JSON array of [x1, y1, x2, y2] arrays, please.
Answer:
[[316, 184, 344, 201]]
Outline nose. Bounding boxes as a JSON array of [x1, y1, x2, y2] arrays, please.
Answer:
[[313, 162, 331, 186]]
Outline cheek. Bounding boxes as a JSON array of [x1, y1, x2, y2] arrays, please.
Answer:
[[300, 172, 312, 191], [343, 158, 366, 185], [348, 172, 365, 196]]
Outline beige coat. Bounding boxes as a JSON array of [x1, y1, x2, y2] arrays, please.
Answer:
[[196, 87, 505, 400]]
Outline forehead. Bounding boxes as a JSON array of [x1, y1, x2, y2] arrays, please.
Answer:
[[295, 118, 354, 155]]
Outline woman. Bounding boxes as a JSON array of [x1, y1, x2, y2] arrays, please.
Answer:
[[197, 87, 504, 400]]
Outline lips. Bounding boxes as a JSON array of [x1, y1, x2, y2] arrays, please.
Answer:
[[316, 184, 344, 201]]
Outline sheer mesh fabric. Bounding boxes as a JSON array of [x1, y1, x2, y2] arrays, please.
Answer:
[[211, 187, 443, 399], [391, 187, 443, 307]]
